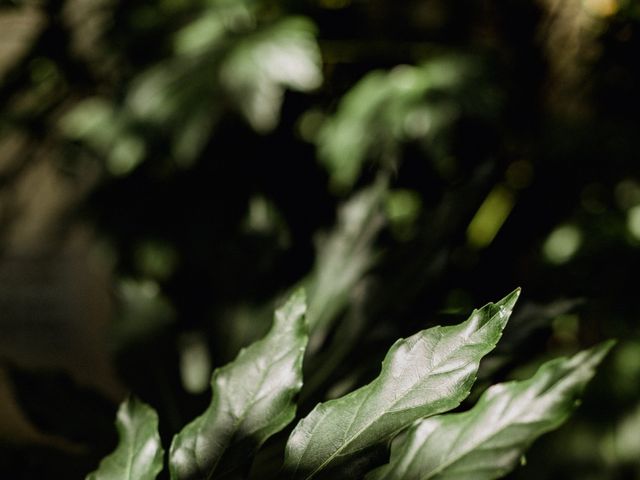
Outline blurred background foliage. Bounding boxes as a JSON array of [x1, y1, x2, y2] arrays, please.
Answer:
[[0, 0, 640, 478]]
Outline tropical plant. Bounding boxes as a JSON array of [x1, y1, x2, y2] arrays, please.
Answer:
[[86, 288, 612, 480]]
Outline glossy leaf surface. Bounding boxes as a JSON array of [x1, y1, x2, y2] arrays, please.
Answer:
[[169, 290, 308, 480], [86, 397, 163, 480], [283, 289, 520, 480], [367, 341, 614, 480]]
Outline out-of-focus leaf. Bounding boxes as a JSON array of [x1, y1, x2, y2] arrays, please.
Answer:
[[611, 401, 640, 465], [299, 178, 388, 406], [317, 56, 495, 192], [477, 298, 584, 381], [59, 97, 145, 175], [127, 0, 254, 126], [169, 289, 308, 480], [367, 341, 614, 480], [59, 97, 115, 144], [282, 289, 520, 480], [220, 17, 322, 132], [495, 298, 583, 354], [305, 176, 387, 340], [86, 397, 164, 480], [123, 11, 321, 165], [173, 0, 253, 56], [111, 278, 176, 351]]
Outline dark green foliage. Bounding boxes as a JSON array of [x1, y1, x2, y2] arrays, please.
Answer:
[[87, 290, 610, 480], [367, 342, 614, 480], [283, 291, 518, 479], [1, 0, 638, 478], [169, 290, 308, 480]]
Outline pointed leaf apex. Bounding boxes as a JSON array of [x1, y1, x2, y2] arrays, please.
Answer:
[[276, 288, 308, 326], [366, 339, 613, 480], [284, 292, 518, 479], [581, 339, 616, 366], [470, 288, 520, 335], [500, 287, 521, 312], [485, 288, 520, 327], [280, 287, 307, 315], [288, 287, 307, 308]]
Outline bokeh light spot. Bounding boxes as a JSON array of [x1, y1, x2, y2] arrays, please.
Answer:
[[543, 224, 582, 264]]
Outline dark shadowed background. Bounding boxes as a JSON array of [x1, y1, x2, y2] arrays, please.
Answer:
[[0, 0, 639, 478]]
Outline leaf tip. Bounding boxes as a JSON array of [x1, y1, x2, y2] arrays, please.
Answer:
[[491, 287, 521, 328], [474, 288, 521, 333], [500, 287, 521, 312], [276, 288, 308, 330], [584, 339, 616, 366], [286, 287, 308, 313]]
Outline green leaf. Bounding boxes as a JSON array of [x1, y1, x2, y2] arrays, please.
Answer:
[[317, 56, 492, 192], [86, 397, 164, 480], [367, 341, 614, 480], [283, 289, 520, 480], [306, 176, 387, 337], [169, 289, 309, 480], [220, 17, 322, 132]]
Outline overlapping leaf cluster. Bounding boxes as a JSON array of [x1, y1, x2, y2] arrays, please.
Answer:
[[87, 288, 613, 480]]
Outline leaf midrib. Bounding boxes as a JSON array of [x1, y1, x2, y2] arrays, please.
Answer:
[[405, 393, 546, 479], [125, 409, 140, 480], [379, 357, 596, 479], [300, 329, 491, 480], [419, 351, 605, 479], [199, 339, 299, 480]]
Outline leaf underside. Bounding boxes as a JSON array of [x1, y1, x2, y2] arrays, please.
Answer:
[[169, 289, 309, 480], [283, 289, 520, 480], [366, 341, 614, 480], [86, 397, 164, 480]]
